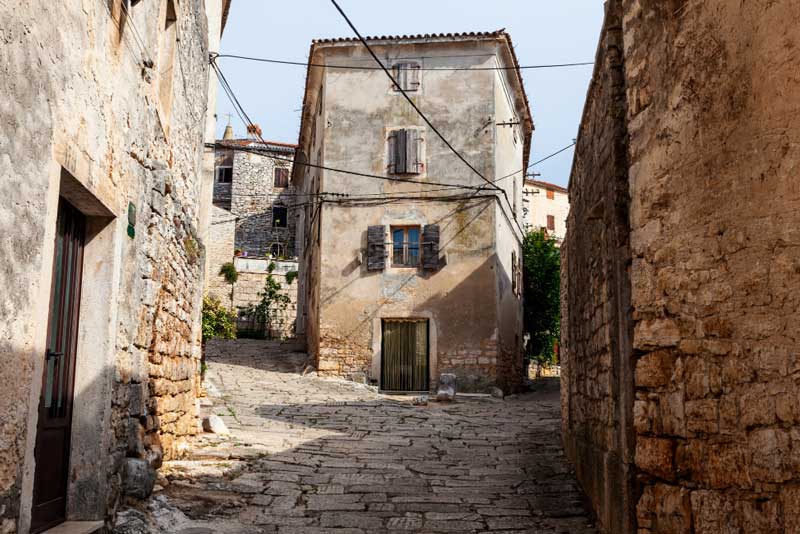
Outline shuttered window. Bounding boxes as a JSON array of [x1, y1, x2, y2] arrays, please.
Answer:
[[392, 62, 421, 92], [392, 226, 420, 267], [512, 251, 518, 296], [547, 215, 555, 231], [274, 167, 289, 188], [387, 129, 422, 175]]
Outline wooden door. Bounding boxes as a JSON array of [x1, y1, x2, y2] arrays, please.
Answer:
[[31, 199, 86, 533], [381, 319, 429, 392]]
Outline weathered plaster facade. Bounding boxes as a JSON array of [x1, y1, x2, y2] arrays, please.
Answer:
[[0, 0, 227, 531], [294, 32, 531, 393], [562, 1, 800, 532], [523, 179, 569, 242]]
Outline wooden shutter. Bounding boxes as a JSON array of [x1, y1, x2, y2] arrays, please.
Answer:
[[387, 131, 397, 174], [408, 63, 421, 91], [512, 251, 518, 295], [396, 129, 408, 174], [393, 64, 406, 91], [367, 225, 386, 271], [406, 130, 419, 175], [421, 224, 440, 270]]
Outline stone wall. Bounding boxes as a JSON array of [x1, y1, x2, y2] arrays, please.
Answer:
[[230, 149, 297, 258], [561, 2, 635, 531], [0, 0, 217, 530], [228, 258, 298, 339], [563, 0, 800, 532]]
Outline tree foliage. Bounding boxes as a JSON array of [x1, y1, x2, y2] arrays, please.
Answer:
[[522, 229, 561, 365], [201, 296, 237, 341]]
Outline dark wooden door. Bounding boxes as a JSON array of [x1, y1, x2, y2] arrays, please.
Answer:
[[381, 319, 429, 392], [31, 199, 86, 533]]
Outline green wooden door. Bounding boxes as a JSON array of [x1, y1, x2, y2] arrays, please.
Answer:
[[381, 319, 429, 392]]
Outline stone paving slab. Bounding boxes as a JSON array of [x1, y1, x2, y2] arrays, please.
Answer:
[[117, 339, 597, 533]]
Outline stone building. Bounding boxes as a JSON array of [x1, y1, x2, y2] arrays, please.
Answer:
[[205, 138, 299, 336], [523, 179, 569, 242], [561, 1, 800, 533], [0, 1, 230, 532], [294, 31, 531, 393]]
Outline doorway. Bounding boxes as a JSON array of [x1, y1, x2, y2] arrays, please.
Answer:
[[31, 198, 86, 533], [381, 319, 429, 392]]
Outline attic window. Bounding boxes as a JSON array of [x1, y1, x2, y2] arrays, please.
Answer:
[[392, 62, 421, 92]]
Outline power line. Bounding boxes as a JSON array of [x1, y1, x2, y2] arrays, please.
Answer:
[[329, 0, 501, 194], [214, 53, 594, 72], [493, 141, 577, 183], [207, 140, 485, 193]]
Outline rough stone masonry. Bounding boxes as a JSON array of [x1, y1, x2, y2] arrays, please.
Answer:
[[562, 0, 800, 532], [0, 0, 226, 531]]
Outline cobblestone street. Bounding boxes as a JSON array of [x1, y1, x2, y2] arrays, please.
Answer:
[[120, 340, 596, 533]]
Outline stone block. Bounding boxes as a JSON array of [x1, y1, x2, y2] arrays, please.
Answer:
[[202, 415, 229, 435], [123, 458, 156, 499], [436, 373, 457, 402], [635, 437, 675, 480], [635, 350, 676, 388]]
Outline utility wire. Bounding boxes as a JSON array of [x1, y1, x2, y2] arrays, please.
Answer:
[[214, 53, 594, 72], [493, 141, 577, 183], [207, 140, 485, 193], [329, 0, 501, 194]]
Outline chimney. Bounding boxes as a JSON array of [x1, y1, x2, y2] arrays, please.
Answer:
[[246, 123, 262, 139]]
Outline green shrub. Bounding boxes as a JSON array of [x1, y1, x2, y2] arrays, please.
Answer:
[[201, 296, 236, 341], [285, 270, 298, 285]]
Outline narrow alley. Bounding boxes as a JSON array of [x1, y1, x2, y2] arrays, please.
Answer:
[[116, 340, 596, 534]]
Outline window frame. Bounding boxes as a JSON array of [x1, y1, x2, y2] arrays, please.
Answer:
[[273, 167, 289, 188], [546, 189, 555, 200], [546, 214, 556, 231], [391, 225, 422, 268], [215, 166, 233, 184], [272, 206, 288, 228], [391, 62, 421, 92]]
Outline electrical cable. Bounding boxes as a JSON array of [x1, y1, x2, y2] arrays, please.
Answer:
[[329, 0, 501, 194], [214, 53, 594, 72], [493, 141, 576, 183]]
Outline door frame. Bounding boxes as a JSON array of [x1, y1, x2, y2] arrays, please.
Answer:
[[371, 312, 438, 393], [31, 198, 87, 533], [18, 153, 119, 533]]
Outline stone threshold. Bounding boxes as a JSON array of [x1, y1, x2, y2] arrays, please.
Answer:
[[41, 521, 105, 534]]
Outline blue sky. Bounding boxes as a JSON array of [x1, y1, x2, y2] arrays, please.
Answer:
[[215, 1, 605, 188]]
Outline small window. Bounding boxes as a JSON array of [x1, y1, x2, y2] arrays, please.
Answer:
[[546, 189, 555, 200], [547, 215, 555, 231], [216, 166, 232, 183], [273, 206, 288, 228], [388, 129, 422, 175], [391, 226, 420, 267], [392, 62, 421, 92], [274, 167, 289, 188]]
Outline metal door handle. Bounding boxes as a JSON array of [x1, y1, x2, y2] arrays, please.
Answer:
[[46, 350, 63, 360]]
